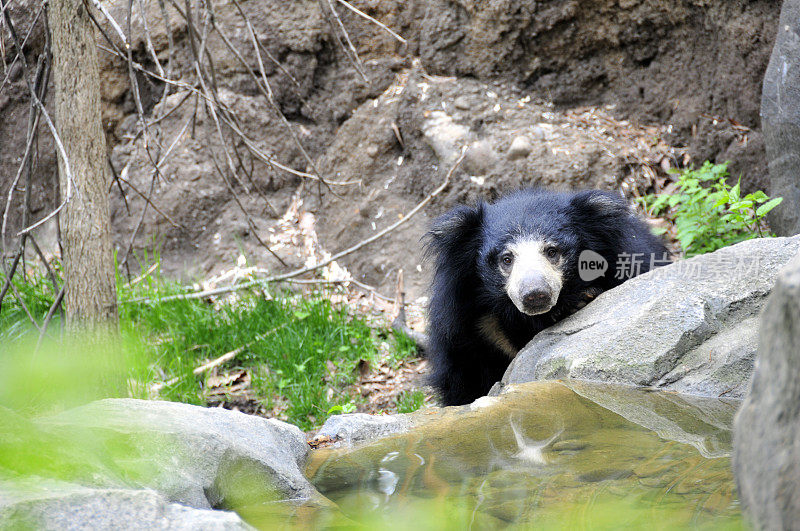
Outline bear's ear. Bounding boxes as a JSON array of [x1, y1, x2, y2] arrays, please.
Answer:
[[425, 203, 484, 257], [569, 190, 629, 221]]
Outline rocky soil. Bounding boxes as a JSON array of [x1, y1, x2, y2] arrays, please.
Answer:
[[0, 0, 780, 302]]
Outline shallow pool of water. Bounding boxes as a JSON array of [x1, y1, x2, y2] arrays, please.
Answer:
[[303, 381, 743, 529]]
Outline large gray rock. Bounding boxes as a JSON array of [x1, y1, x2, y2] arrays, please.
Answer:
[[41, 399, 321, 508], [501, 236, 800, 398], [733, 252, 800, 528], [0, 480, 250, 530], [763, 0, 800, 236]]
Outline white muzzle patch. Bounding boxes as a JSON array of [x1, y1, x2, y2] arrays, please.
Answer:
[[505, 239, 563, 315]]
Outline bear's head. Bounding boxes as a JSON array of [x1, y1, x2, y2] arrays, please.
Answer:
[[428, 189, 631, 317]]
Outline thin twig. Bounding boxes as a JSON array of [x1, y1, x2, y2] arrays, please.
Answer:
[[2, 7, 79, 237], [274, 277, 401, 304], [115, 172, 186, 230], [335, 0, 406, 44], [0, 0, 45, 91], [36, 284, 65, 349], [91, 39, 356, 186], [216, 3, 336, 195], [126, 262, 158, 287], [320, 0, 368, 84]]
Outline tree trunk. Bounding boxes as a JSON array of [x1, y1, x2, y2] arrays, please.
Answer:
[[48, 0, 117, 324]]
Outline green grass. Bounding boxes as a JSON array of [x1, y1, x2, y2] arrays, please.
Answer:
[[396, 390, 425, 414], [387, 328, 418, 368], [0, 266, 62, 344], [1, 261, 422, 430]]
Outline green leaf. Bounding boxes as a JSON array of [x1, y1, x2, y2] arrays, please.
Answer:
[[293, 310, 310, 320], [729, 200, 753, 211], [711, 197, 728, 209], [729, 181, 741, 201], [756, 197, 783, 217]]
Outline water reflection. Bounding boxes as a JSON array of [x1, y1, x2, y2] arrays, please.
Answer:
[[305, 381, 743, 529]]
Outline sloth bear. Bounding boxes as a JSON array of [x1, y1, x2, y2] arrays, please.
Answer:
[[425, 188, 668, 406]]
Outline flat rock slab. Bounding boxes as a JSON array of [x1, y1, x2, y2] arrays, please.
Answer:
[[500, 236, 800, 398]]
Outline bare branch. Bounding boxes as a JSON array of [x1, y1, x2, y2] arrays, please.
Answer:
[[36, 284, 65, 349], [214, 2, 337, 195], [1, 7, 79, 231], [115, 171, 187, 230], [335, 0, 406, 44], [86, 0, 127, 45], [320, 0, 368, 83]]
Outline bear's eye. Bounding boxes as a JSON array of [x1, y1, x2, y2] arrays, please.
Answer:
[[545, 246, 559, 259], [500, 253, 514, 266]]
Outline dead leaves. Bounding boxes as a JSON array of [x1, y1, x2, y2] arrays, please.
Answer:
[[348, 358, 432, 413]]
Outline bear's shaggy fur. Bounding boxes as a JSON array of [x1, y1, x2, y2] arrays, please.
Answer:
[[425, 189, 668, 406]]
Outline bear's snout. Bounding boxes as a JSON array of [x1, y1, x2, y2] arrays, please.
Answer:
[[522, 286, 553, 313], [508, 272, 558, 316]]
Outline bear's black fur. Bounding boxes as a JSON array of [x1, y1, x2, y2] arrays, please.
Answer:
[[425, 188, 668, 406]]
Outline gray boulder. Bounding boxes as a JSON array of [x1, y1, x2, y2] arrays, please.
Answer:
[[41, 399, 321, 509], [500, 236, 800, 398], [0, 480, 250, 530], [762, 0, 800, 236], [733, 251, 800, 528]]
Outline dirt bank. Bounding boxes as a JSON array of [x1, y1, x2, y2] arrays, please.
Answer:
[[0, 0, 779, 299]]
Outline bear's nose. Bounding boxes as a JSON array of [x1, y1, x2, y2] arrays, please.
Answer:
[[522, 288, 552, 311]]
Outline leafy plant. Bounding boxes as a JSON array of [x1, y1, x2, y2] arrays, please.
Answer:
[[642, 161, 782, 257]]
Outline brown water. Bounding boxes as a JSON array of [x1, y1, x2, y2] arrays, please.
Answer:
[[302, 381, 744, 529]]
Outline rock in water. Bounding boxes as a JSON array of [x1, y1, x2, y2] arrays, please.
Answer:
[[762, 0, 800, 236], [734, 251, 800, 528]]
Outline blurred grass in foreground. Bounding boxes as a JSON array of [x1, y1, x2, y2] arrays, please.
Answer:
[[0, 334, 154, 484], [1, 260, 421, 431]]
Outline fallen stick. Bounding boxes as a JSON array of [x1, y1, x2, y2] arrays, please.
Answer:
[[150, 322, 288, 393]]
